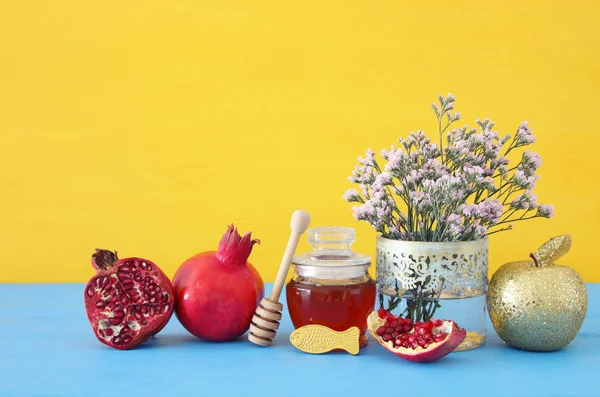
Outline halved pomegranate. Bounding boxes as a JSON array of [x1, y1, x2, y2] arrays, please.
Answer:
[[84, 249, 175, 350], [367, 310, 466, 363]]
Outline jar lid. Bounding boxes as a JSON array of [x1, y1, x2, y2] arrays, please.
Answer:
[[292, 226, 371, 279]]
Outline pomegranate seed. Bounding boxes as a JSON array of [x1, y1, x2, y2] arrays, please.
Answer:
[[386, 327, 394, 334], [378, 308, 387, 319], [405, 318, 413, 326], [397, 318, 405, 325], [395, 325, 404, 332], [386, 313, 396, 322], [414, 325, 422, 332], [392, 331, 399, 338], [412, 341, 419, 349], [394, 337, 403, 346], [376, 326, 386, 336], [403, 324, 411, 332], [403, 341, 410, 348], [424, 332, 432, 340], [402, 333, 410, 340], [423, 343, 429, 349], [390, 320, 398, 328], [435, 335, 446, 342], [418, 327, 427, 336], [382, 334, 392, 342], [408, 335, 416, 343]]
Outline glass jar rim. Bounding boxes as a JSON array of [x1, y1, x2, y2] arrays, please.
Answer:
[[292, 252, 371, 267], [292, 262, 371, 279]]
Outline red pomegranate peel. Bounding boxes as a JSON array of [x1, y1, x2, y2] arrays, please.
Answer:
[[172, 224, 265, 341]]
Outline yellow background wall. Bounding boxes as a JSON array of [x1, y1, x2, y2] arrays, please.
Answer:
[[1, 1, 598, 283]]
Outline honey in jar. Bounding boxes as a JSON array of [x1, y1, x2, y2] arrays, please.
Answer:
[[286, 226, 376, 347]]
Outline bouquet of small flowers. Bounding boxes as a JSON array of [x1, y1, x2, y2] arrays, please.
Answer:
[[344, 94, 554, 321], [344, 94, 553, 243]]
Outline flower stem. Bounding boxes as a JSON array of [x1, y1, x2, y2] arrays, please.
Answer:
[[485, 225, 513, 236], [438, 114, 445, 164]]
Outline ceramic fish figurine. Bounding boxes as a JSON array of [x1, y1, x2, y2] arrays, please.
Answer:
[[289, 325, 360, 355]]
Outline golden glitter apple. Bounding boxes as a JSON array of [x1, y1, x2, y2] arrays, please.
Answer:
[[487, 235, 587, 351]]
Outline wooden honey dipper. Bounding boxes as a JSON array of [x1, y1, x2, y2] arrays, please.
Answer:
[[248, 209, 311, 347]]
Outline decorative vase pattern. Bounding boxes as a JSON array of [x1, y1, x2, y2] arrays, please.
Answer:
[[375, 237, 489, 351]]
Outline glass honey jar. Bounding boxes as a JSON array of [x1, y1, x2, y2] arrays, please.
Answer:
[[286, 226, 376, 347]]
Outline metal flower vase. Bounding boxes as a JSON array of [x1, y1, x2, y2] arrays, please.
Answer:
[[376, 236, 489, 351]]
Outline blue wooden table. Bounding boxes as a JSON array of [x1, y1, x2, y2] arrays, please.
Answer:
[[0, 283, 598, 397]]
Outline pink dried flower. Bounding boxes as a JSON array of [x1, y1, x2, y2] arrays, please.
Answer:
[[344, 94, 552, 242], [474, 199, 504, 224], [352, 201, 375, 220], [446, 213, 465, 237], [537, 204, 554, 218], [374, 172, 393, 188], [343, 189, 362, 203], [409, 190, 425, 203], [446, 213, 463, 226], [522, 151, 542, 169], [515, 122, 535, 145], [464, 164, 486, 177], [380, 147, 391, 159], [491, 156, 509, 169], [474, 224, 488, 237], [461, 203, 478, 217], [371, 187, 386, 201], [403, 169, 423, 188], [384, 147, 406, 174], [358, 148, 376, 167], [376, 206, 391, 220], [513, 170, 538, 189], [451, 189, 466, 201], [481, 177, 496, 191], [511, 192, 538, 210]]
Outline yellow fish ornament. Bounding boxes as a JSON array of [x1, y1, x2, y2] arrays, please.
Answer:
[[289, 325, 360, 355]]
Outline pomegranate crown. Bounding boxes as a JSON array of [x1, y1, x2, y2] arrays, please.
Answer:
[[91, 249, 118, 271], [216, 224, 260, 265]]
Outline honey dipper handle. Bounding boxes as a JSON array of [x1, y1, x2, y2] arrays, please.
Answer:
[[268, 209, 311, 302]]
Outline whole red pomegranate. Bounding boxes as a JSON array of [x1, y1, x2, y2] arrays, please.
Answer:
[[84, 249, 175, 350], [173, 225, 265, 341]]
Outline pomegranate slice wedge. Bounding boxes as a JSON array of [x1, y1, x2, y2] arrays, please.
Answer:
[[367, 311, 466, 363]]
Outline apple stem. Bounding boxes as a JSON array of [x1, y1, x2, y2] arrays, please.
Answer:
[[529, 253, 540, 267]]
